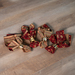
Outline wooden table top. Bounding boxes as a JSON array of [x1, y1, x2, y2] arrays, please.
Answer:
[[0, 0, 75, 75]]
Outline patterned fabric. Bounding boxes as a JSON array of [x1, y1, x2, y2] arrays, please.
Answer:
[[4, 34, 31, 52], [21, 24, 39, 48], [4, 23, 72, 54], [46, 30, 71, 54], [38, 24, 53, 48]]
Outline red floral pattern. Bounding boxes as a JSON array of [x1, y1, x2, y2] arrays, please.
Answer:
[[30, 30, 36, 37], [43, 24, 49, 28], [30, 41, 39, 48], [21, 24, 36, 40], [49, 30, 71, 48], [47, 30, 71, 53], [56, 30, 66, 44], [49, 34, 56, 44], [45, 46, 55, 54], [22, 32, 30, 40]]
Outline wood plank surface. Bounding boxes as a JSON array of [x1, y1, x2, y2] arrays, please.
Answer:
[[0, 0, 75, 75]]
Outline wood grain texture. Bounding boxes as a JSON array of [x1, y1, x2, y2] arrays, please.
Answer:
[[0, 0, 75, 75]]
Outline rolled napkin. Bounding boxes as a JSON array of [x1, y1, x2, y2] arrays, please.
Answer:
[[37, 24, 53, 48], [4, 34, 31, 52], [45, 30, 71, 54], [21, 24, 39, 48]]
